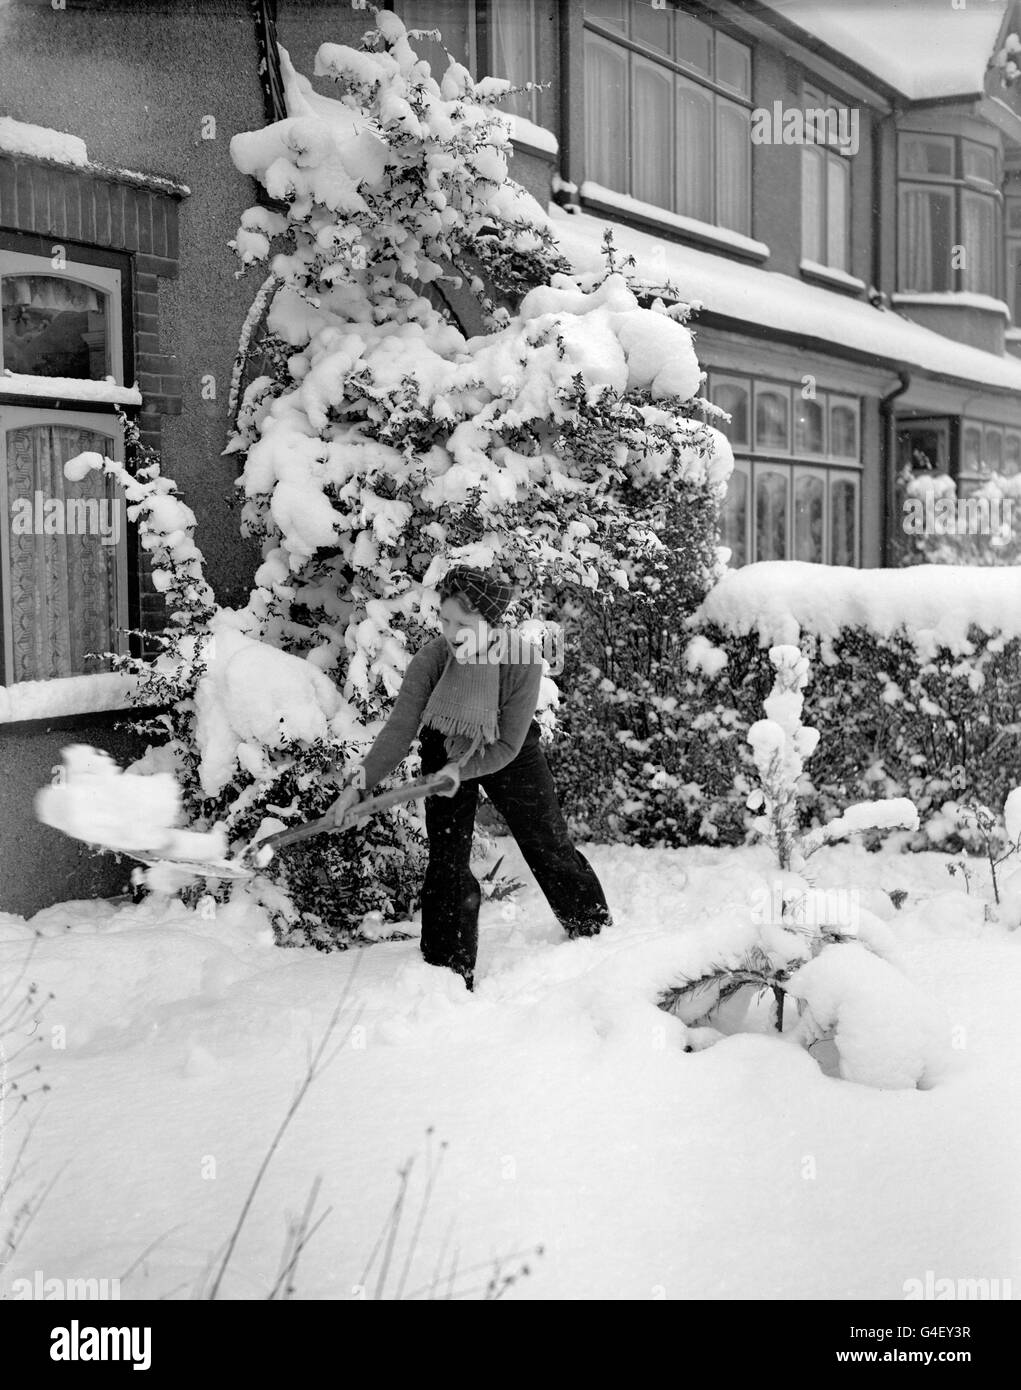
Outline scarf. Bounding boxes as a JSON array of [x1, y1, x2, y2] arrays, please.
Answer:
[[420, 636, 502, 766]]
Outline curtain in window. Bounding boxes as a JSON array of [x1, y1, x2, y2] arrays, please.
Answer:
[[4, 423, 120, 681], [675, 75, 712, 221], [830, 478, 857, 566], [794, 398, 824, 453], [826, 157, 850, 272], [584, 33, 628, 192], [489, 0, 536, 120], [756, 471, 787, 561], [962, 192, 996, 296], [794, 474, 824, 561], [830, 403, 858, 459], [632, 57, 672, 206], [1, 276, 103, 312], [720, 467, 748, 566], [900, 187, 952, 291], [716, 100, 750, 234], [756, 390, 789, 450], [801, 148, 824, 262], [713, 382, 749, 445]]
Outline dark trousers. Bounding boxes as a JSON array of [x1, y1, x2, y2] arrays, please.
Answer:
[[418, 721, 613, 987]]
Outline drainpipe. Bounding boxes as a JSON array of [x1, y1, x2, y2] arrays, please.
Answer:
[[250, 0, 287, 126], [880, 369, 911, 566]]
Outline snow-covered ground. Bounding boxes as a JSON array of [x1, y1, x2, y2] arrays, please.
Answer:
[[1, 838, 1018, 1301]]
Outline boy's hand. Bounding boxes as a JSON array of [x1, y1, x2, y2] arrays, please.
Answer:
[[326, 784, 365, 830], [436, 763, 461, 797]]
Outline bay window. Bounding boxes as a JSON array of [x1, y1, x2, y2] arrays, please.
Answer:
[[1, 247, 130, 684], [711, 372, 862, 567], [584, 1, 752, 234], [898, 133, 1001, 296]]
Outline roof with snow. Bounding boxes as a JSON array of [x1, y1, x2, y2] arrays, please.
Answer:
[[549, 204, 1021, 393], [762, 0, 1009, 101]]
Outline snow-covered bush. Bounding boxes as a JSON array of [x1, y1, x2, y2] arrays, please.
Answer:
[[557, 561, 1021, 852], [657, 644, 941, 1089]]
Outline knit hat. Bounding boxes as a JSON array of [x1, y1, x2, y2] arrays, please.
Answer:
[[439, 566, 517, 625]]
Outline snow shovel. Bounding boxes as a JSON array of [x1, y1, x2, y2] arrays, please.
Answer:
[[126, 769, 458, 882]]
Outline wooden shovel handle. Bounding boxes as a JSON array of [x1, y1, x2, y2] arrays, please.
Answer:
[[247, 770, 457, 860]]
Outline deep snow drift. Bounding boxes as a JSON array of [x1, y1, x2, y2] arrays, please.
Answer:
[[1, 838, 1018, 1300]]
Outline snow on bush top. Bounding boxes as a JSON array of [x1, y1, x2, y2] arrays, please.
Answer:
[[191, 611, 363, 798], [694, 561, 1021, 659]]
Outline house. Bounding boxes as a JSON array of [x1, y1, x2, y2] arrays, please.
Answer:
[[2, 0, 1020, 914]]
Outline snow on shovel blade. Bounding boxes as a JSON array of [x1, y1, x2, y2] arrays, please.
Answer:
[[128, 769, 459, 883], [128, 852, 256, 882]]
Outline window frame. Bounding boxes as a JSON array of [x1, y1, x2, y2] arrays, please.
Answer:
[[0, 249, 124, 388], [0, 239, 135, 691], [583, 1, 753, 233], [896, 131, 1003, 297], [800, 84, 852, 273], [710, 371, 863, 567]]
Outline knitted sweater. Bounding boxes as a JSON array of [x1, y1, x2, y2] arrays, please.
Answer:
[[358, 635, 543, 791]]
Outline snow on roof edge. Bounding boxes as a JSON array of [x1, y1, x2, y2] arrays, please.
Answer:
[[550, 204, 1021, 396]]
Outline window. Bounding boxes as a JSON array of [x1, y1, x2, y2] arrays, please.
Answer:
[[583, 1, 752, 234], [957, 417, 1020, 492], [711, 372, 861, 566], [1, 248, 129, 685], [898, 133, 1001, 296], [801, 85, 851, 272], [897, 417, 950, 474]]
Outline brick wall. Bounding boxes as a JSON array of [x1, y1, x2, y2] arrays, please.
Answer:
[[0, 151, 188, 640]]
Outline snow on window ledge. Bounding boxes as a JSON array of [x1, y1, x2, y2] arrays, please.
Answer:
[[499, 113, 558, 158], [0, 115, 190, 197], [1005, 328, 1021, 341], [799, 259, 866, 294], [0, 115, 88, 167], [578, 183, 770, 262], [892, 292, 1012, 318], [0, 672, 142, 725], [0, 372, 143, 406]]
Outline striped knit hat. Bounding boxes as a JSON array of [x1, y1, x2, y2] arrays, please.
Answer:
[[439, 566, 517, 625]]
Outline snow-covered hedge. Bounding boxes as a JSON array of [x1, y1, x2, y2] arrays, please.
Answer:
[[550, 561, 1021, 853]]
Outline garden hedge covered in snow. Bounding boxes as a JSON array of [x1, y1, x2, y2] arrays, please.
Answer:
[[550, 561, 1021, 854]]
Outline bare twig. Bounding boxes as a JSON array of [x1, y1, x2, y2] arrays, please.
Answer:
[[207, 963, 361, 1300]]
